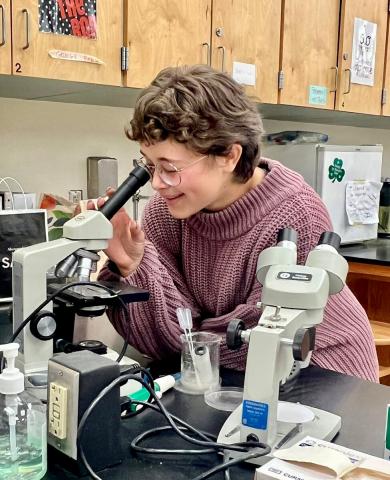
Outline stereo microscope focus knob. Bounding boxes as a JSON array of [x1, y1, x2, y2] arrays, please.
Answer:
[[226, 319, 246, 350], [293, 327, 316, 361]]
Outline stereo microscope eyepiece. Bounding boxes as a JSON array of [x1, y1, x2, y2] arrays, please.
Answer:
[[277, 228, 298, 245], [318, 231, 341, 251]]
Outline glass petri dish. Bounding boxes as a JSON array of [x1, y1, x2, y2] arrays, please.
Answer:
[[277, 401, 315, 424], [204, 386, 243, 412]]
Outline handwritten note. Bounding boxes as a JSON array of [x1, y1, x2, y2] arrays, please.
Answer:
[[345, 181, 382, 225], [351, 17, 377, 86]]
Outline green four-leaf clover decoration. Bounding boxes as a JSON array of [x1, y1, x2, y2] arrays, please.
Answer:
[[328, 158, 345, 183]]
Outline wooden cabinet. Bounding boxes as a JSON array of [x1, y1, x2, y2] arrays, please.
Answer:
[[279, 0, 339, 109], [124, 0, 281, 103], [0, 0, 11, 75], [211, 0, 281, 104], [335, 0, 388, 115], [12, 0, 123, 86], [347, 261, 390, 384], [124, 0, 211, 89]]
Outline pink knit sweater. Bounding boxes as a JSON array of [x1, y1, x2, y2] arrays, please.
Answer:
[[99, 159, 379, 382]]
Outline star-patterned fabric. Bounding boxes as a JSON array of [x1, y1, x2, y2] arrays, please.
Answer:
[[39, 0, 97, 39]]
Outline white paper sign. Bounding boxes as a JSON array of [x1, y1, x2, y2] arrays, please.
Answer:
[[351, 17, 377, 86], [345, 181, 382, 225], [232, 62, 256, 86]]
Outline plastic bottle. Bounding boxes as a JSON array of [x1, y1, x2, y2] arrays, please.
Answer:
[[128, 374, 178, 411], [0, 343, 47, 480]]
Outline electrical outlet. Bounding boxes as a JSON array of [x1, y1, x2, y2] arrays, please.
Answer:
[[68, 189, 83, 203], [48, 382, 68, 439]]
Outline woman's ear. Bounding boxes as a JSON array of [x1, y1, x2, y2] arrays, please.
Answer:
[[215, 144, 243, 172]]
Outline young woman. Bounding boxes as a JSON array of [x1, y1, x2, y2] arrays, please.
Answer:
[[98, 64, 378, 382]]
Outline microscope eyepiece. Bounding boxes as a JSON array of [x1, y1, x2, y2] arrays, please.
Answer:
[[277, 228, 298, 245], [99, 164, 151, 220], [318, 231, 341, 251]]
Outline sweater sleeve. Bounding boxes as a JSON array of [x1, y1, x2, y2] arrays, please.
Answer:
[[98, 196, 202, 359], [290, 188, 379, 382], [312, 286, 379, 382]]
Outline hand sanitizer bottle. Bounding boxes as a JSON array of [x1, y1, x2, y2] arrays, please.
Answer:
[[0, 343, 47, 479]]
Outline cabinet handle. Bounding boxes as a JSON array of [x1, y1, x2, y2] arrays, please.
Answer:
[[344, 68, 352, 95], [22, 8, 29, 50], [202, 42, 211, 66], [0, 5, 5, 47], [217, 45, 225, 72], [329, 66, 338, 93]]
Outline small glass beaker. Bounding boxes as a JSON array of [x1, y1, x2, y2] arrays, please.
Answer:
[[174, 332, 221, 395]]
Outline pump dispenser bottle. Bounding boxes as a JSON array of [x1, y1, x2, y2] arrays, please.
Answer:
[[0, 343, 47, 479]]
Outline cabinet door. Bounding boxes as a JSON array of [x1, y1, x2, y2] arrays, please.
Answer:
[[0, 0, 11, 74], [279, 0, 339, 109], [12, 0, 123, 86], [336, 0, 388, 114], [382, 15, 390, 116], [124, 0, 211, 89], [211, 0, 281, 104]]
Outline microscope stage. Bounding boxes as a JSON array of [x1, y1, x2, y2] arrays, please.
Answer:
[[47, 280, 149, 307]]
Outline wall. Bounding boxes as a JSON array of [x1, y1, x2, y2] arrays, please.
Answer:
[[0, 97, 154, 215], [2, 98, 390, 200]]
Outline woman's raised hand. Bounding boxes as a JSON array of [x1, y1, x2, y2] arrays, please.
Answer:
[[87, 187, 145, 277]]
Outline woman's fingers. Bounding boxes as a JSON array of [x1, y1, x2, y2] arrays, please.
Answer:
[[129, 219, 144, 243], [87, 199, 97, 210], [96, 196, 109, 209], [106, 187, 116, 197]]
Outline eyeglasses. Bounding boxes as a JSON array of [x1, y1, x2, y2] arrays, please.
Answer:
[[136, 154, 208, 187]]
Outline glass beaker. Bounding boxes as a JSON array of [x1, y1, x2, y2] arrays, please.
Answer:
[[174, 332, 221, 395]]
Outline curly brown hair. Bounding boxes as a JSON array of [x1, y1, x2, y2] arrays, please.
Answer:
[[127, 65, 264, 183]]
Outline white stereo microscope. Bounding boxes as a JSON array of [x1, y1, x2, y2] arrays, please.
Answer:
[[217, 228, 348, 463], [11, 165, 151, 378]]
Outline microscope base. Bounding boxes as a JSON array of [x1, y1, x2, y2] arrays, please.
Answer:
[[217, 402, 341, 466]]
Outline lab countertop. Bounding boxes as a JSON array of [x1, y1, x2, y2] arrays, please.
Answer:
[[44, 366, 390, 479], [340, 237, 390, 265]]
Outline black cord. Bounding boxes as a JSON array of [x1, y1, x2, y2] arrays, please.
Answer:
[[0, 281, 119, 373], [120, 367, 155, 418], [116, 336, 129, 363], [8, 281, 118, 344], [192, 450, 267, 480], [130, 401, 270, 479], [112, 295, 130, 364], [131, 426, 217, 455], [129, 400, 217, 454], [7, 281, 133, 368], [77, 373, 271, 480]]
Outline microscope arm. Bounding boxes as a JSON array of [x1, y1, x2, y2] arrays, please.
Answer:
[[241, 306, 316, 445], [12, 211, 112, 374]]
